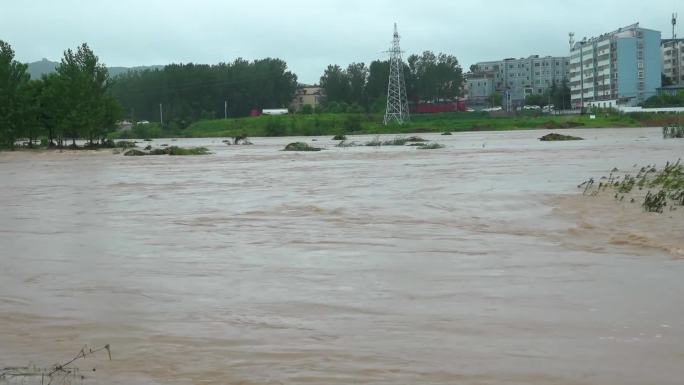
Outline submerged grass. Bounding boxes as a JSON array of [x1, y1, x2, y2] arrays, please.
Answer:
[[123, 146, 210, 156], [580, 159, 684, 213], [364, 136, 427, 147]]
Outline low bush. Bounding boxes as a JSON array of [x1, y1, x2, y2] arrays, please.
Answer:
[[283, 142, 322, 151]]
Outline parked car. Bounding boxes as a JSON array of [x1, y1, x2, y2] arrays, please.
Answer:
[[482, 106, 503, 112]]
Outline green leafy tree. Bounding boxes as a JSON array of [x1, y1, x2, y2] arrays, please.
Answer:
[[366, 60, 390, 111], [490, 91, 502, 107], [346, 62, 369, 109], [525, 93, 548, 107], [643, 91, 684, 107], [0, 40, 30, 148], [320, 65, 351, 106], [54, 43, 121, 145], [110, 58, 297, 124], [406, 51, 464, 101], [550, 79, 571, 110], [300, 104, 313, 114]]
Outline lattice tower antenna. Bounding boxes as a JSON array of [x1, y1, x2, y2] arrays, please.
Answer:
[[569, 32, 575, 51], [384, 23, 410, 125], [673, 13, 678, 39]]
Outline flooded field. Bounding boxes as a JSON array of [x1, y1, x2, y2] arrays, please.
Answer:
[[1, 127, 683, 385]]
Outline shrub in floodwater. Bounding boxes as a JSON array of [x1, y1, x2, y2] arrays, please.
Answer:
[[166, 146, 210, 155], [382, 137, 411, 146], [123, 147, 210, 156], [407, 136, 427, 142], [643, 190, 667, 213], [336, 140, 359, 148], [365, 138, 383, 146], [333, 134, 347, 141], [663, 124, 684, 139], [581, 159, 684, 214], [123, 149, 146, 156], [365, 136, 433, 147], [416, 142, 445, 150], [233, 133, 249, 144], [539, 133, 584, 141], [283, 142, 322, 151], [442, 132, 453, 136], [148, 148, 168, 155]]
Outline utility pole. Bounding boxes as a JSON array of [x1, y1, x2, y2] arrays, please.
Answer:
[[159, 103, 163, 126], [224, 100, 228, 119], [384, 23, 410, 125], [579, 40, 585, 114]]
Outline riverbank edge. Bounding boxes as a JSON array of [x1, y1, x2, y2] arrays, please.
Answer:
[[107, 112, 684, 140]]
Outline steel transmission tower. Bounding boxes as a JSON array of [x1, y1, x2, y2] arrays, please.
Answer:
[[384, 23, 410, 125]]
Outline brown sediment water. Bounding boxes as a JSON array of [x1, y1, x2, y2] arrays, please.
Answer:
[[0, 127, 683, 385]]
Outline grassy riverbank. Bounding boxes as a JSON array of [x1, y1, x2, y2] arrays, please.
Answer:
[[107, 112, 684, 139]]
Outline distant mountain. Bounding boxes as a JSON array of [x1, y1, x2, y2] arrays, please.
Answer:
[[27, 59, 58, 79], [26, 59, 164, 79]]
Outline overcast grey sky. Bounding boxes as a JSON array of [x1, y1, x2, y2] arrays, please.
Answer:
[[2, 0, 681, 83]]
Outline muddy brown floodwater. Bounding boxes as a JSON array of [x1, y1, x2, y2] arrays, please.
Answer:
[[1, 127, 683, 385]]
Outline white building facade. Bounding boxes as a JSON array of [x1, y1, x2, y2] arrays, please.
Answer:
[[569, 23, 662, 108], [662, 38, 684, 86], [467, 55, 569, 106]]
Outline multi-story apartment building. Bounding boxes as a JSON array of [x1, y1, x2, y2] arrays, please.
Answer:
[[569, 23, 661, 108], [662, 38, 684, 86], [465, 72, 495, 105], [466, 55, 569, 106]]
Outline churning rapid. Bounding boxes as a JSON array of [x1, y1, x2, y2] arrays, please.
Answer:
[[1, 127, 683, 385]]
